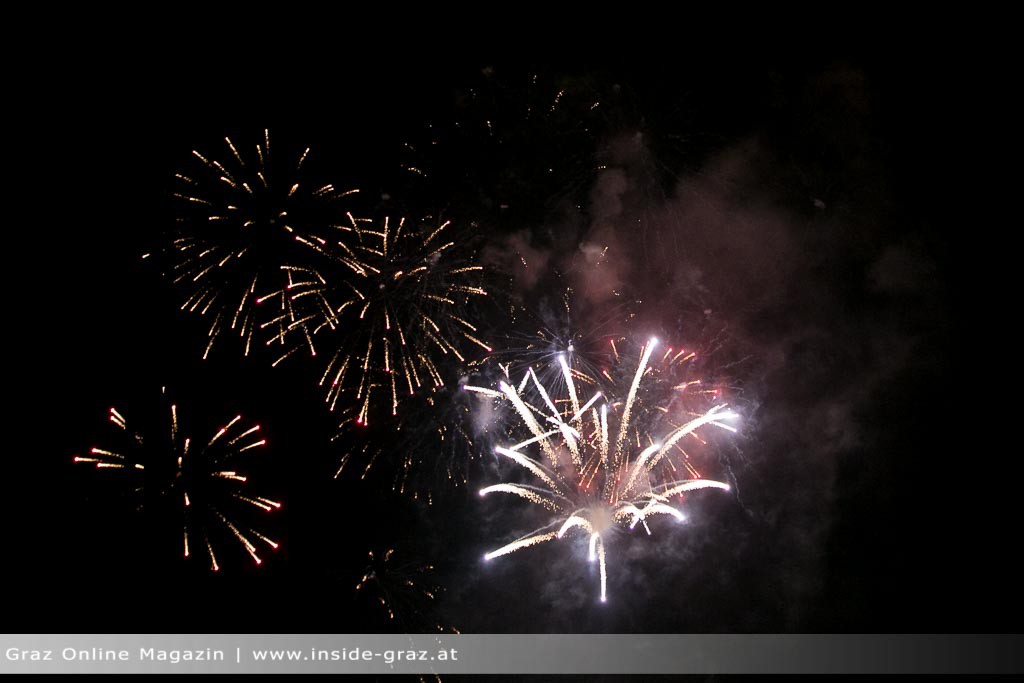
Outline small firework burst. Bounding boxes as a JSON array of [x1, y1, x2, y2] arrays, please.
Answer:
[[163, 129, 356, 359], [355, 548, 457, 633], [466, 338, 736, 602], [73, 389, 281, 570]]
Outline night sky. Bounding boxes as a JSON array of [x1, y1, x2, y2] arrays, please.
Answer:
[[13, 33, 1004, 638]]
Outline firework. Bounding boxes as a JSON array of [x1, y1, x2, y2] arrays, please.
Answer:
[[332, 381, 475, 501], [355, 548, 458, 633], [329, 359, 519, 502], [397, 70, 618, 232], [483, 288, 638, 398], [466, 338, 736, 602], [279, 213, 490, 427], [162, 130, 356, 359], [73, 389, 281, 570]]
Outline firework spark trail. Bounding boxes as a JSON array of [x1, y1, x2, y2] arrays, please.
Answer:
[[73, 389, 281, 570], [465, 338, 737, 601], [614, 338, 658, 459], [162, 130, 356, 359]]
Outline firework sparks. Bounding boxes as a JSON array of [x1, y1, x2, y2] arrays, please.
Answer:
[[331, 373, 496, 503], [397, 70, 615, 233], [483, 288, 636, 395], [73, 389, 281, 570], [466, 338, 736, 601], [282, 213, 490, 427], [165, 130, 356, 359]]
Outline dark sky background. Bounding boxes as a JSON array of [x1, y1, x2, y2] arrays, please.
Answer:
[[12, 32, 1003, 639]]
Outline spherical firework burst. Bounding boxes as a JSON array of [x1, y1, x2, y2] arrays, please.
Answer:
[[355, 548, 458, 633], [73, 389, 281, 570], [466, 338, 736, 602], [279, 213, 491, 427], [163, 129, 356, 359]]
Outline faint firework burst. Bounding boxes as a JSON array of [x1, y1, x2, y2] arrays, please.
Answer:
[[355, 548, 458, 634], [397, 69, 619, 233], [331, 361, 514, 503], [466, 338, 736, 602], [73, 388, 281, 570]]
